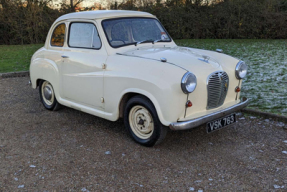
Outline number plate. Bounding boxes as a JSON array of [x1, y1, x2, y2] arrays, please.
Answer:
[[207, 113, 236, 133]]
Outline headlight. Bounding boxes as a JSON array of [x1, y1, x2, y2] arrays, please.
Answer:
[[181, 72, 197, 94], [235, 61, 248, 79]]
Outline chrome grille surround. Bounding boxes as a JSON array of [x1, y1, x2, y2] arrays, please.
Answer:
[[207, 71, 229, 109]]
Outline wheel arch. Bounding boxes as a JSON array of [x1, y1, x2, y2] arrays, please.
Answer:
[[30, 58, 59, 88], [117, 89, 169, 126], [36, 79, 42, 88]]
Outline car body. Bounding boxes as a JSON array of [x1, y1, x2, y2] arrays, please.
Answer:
[[30, 10, 249, 146]]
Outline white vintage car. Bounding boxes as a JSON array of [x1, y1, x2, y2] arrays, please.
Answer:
[[30, 10, 249, 146]]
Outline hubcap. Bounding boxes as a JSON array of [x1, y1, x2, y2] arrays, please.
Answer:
[[129, 105, 154, 139], [44, 86, 52, 100], [41, 81, 54, 106]]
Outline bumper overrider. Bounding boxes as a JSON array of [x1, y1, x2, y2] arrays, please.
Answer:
[[169, 97, 250, 131]]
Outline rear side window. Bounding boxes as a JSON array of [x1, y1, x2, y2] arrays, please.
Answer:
[[68, 22, 101, 49], [51, 23, 65, 47]]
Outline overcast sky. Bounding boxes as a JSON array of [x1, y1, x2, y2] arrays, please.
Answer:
[[52, 0, 117, 8]]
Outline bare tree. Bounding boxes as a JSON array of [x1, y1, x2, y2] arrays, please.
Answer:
[[68, 0, 84, 12]]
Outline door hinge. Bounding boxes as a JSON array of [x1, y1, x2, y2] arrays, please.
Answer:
[[101, 97, 105, 103], [102, 63, 107, 69]]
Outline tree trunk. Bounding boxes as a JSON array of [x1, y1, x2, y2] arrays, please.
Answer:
[[70, 0, 74, 12]]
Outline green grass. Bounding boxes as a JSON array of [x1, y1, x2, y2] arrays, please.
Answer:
[[1, 40, 286, 116], [0, 44, 43, 73]]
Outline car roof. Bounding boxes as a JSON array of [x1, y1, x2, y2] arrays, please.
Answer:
[[55, 10, 156, 22]]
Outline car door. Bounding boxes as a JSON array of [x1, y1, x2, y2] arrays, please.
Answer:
[[61, 21, 107, 109]]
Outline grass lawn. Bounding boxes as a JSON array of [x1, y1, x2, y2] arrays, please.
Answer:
[[0, 44, 43, 73], [0, 40, 286, 116]]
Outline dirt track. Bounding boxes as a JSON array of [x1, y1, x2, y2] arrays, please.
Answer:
[[1, 77, 287, 191]]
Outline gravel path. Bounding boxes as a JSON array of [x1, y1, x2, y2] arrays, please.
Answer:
[[1, 77, 287, 191]]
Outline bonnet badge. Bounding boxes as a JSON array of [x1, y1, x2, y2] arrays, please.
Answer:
[[198, 55, 210, 63]]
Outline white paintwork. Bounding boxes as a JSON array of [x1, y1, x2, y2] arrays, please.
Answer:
[[30, 10, 244, 126], [54, 10, 155, 23]]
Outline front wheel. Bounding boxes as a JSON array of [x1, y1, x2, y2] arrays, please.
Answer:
[[124, 96, 167, 147], [39, 80, 61, 111]]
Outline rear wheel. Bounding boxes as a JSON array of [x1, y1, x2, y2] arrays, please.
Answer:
[[124, 96, 167, 147], [39, 80, 61, 111]]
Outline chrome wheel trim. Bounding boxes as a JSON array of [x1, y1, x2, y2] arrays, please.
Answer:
[[41, 81, 54, 106], [128, 105, 154, 139]]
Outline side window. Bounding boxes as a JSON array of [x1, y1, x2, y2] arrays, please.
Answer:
[[68, 22, 101, 49], [51, 23, 65, 47]]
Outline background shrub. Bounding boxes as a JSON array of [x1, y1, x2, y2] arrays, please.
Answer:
[[0, 0, 286, 45]]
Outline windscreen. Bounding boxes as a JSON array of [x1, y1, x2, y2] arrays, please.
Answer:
[[102, 18, 171, 48]]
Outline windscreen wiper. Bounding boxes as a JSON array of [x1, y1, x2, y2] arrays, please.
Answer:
[[153, 39, 169, 44], [135, 39, 154, 46], [153, 39, 163, 43]]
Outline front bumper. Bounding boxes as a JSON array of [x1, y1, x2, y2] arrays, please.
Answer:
[[169, 97, 250, 130]]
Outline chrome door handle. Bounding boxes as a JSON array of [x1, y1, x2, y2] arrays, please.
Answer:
[[61, 55, 69, 58]]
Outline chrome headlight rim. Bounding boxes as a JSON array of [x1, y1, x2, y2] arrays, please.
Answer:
[[181, 72, 197, 94], [235, 61, 248, 79]]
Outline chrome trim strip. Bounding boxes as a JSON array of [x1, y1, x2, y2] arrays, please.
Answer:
[[169, 97, 250, 131], [116, 53, 188, 71]]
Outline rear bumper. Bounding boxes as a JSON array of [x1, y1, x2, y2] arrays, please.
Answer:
[[169, 97, 250, 131]]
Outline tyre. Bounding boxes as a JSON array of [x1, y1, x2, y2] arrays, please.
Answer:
[[39, 80, 61, 111], [124, 95, 167, 147]]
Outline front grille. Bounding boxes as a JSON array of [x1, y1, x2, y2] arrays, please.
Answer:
[[207, 71, 229, 109]]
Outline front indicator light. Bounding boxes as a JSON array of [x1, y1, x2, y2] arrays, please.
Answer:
[[235, 86, 241, 92], [186, 100, 192, 107]]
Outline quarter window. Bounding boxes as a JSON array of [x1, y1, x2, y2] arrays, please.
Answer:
[[68, 23, 101, 49], [51, 23, 65, 47]]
